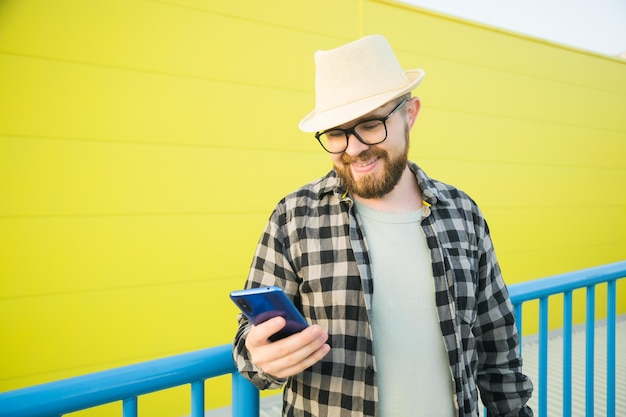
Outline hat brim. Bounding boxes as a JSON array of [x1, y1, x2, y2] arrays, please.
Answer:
[[299, 68, 425, 133]]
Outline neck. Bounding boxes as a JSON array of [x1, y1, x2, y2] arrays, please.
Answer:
[[352, 166, 423, 213]]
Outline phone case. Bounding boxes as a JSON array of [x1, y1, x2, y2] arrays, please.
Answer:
[[230, 286, 309, 341]]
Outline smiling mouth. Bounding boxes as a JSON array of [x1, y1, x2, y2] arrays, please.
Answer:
[[341, 148, 387, 171], [353, 157, 379, 167]]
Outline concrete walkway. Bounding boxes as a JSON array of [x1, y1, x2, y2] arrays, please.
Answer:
[[517, 315, 625, 417]]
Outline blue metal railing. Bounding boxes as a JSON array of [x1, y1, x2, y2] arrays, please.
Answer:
[[508, 260, 626, 417], [0, 344, 259, 417], [1, 261, 624, 417]]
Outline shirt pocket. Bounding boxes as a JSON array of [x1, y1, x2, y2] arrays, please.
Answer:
[[442, 245, 478, 327]]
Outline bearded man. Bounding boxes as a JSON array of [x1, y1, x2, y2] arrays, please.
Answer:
[[233, 34, 534, 417]]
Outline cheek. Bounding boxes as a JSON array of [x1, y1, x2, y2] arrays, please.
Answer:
[[330, 154, 344, 166], [387, 126, 409, 151]]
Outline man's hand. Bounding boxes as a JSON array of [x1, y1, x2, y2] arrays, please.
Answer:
[[245, 316, 331, 379]]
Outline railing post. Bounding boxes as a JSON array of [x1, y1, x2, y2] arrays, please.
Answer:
[[538, 297, 549, 417], [563, 290, 573, 417], [190, 380, 205, 417], [232, 371, 259, 417], [122, 397, 137, 417], [606, 280, 616, 417], [585, 285, 595, 417]]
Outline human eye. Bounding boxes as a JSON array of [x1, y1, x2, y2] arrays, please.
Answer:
[[357, 120, 384, 132], [324, 130, 345, 140]]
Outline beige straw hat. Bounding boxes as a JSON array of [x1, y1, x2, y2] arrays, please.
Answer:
[[299, 34, 425, 133]]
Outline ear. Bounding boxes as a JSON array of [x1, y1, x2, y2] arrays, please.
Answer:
[[406, 96, 421, 129]]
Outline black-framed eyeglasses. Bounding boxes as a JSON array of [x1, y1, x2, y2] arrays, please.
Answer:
[[315, 98, 408, 154]]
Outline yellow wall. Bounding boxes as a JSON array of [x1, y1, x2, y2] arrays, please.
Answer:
[[1, 0, 625, 414]]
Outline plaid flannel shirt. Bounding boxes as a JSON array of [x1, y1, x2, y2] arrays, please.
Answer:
[[233, 162, 533, 417]]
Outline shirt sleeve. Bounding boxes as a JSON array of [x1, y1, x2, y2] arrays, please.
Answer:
[[474, 220, 534, 416], [232, 206, 298, 390]]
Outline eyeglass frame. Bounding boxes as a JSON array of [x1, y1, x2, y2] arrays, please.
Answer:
[[314, 97, 409, 154]]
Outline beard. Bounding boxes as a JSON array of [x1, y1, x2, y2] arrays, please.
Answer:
[[335, 134, 409, 199]]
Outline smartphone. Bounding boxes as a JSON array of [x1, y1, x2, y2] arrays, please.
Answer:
[[230, 286, 309, 341]]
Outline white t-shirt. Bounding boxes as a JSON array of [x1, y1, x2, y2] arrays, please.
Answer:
[[354, 201, 456, 417]]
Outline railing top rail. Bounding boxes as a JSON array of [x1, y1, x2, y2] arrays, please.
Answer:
[[508, 260, 626, 304], [0, 344, 236, 417]]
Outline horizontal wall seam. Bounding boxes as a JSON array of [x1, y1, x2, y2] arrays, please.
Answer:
[[0, 50, 309, 94]]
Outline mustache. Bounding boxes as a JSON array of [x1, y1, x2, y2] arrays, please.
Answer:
[[341, 147, 388, 164]]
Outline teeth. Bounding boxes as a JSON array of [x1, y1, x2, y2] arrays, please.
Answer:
[[355, 158, 377, 167]]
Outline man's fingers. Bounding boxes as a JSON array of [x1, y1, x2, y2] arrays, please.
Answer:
[[273, 340, 331, 378], [249, 325, 331, 379], [246, 317, 287, 346]]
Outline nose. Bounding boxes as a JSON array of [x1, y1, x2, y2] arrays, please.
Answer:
[[344, 133, 369, 156]]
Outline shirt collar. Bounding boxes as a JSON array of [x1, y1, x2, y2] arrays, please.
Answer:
[[408, 162, 446, 207], [316, 161, 446, 207]]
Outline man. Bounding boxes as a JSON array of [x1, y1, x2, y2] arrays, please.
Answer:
[[233, 34, 533, 417]]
